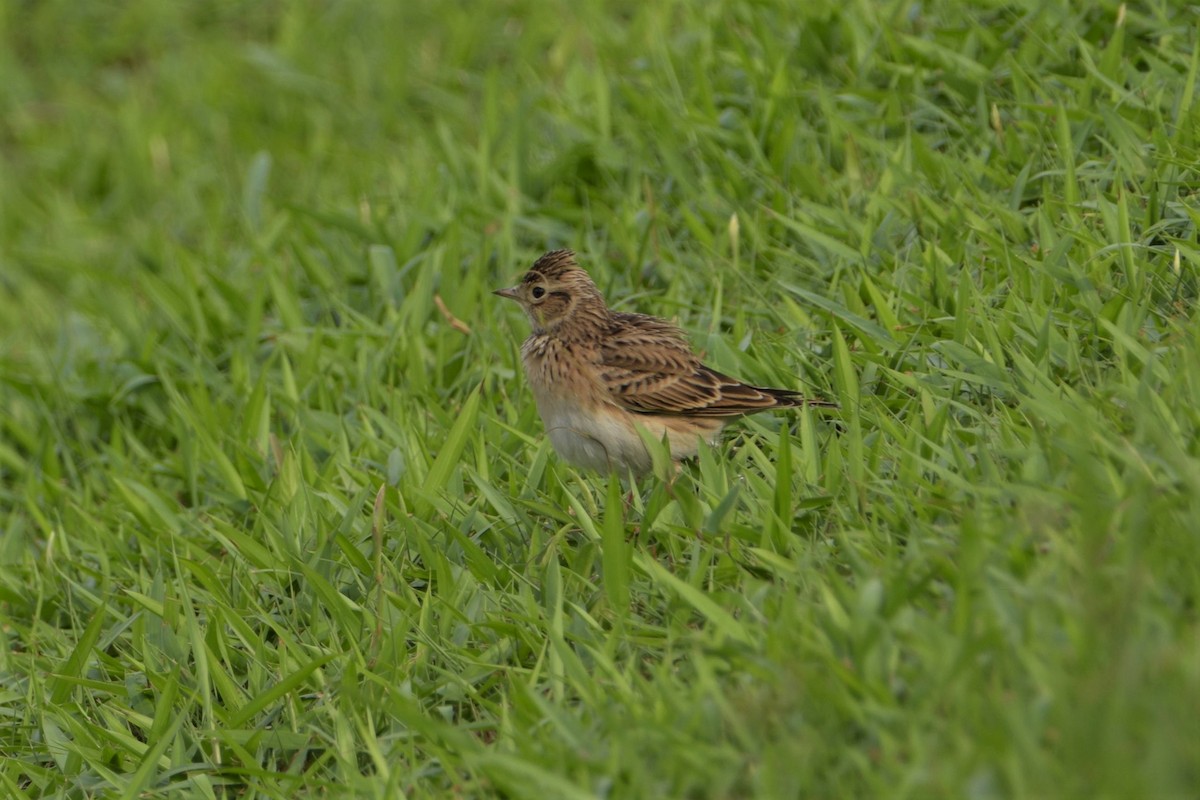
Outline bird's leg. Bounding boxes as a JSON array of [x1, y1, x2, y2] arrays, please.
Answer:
[[662, 459, 684, 500]]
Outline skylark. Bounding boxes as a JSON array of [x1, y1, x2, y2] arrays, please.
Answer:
[[494, 249, 836, 474]]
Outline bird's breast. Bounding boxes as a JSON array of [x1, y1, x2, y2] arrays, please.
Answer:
[[520, 335, 646, 471]]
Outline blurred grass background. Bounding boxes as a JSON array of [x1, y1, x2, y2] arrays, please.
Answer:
[[2, 0, 1198, 797]]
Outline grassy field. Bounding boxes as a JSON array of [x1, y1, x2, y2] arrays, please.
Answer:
[[2, 0, 1198, 797]]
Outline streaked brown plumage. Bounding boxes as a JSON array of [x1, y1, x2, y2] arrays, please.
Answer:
[[494, 249, 836, 473]]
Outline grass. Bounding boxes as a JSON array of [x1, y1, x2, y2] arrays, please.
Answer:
[[2, 0, 1198, 797]]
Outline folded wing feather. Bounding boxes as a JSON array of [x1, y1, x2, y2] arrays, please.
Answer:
[[598, 313, 807, 416]]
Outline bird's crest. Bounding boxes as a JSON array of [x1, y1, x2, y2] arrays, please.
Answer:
[[525, 249, 580, 282]]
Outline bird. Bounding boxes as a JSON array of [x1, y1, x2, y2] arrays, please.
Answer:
[[493, 249, 836, 474]]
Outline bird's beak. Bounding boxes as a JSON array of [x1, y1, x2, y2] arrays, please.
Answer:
[[492, 286, 520, 301]]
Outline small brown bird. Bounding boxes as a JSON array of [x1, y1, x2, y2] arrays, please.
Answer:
[[494, 250, 836, 474]]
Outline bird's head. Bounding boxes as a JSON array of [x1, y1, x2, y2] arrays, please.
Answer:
[[493, 249, 605, 334]]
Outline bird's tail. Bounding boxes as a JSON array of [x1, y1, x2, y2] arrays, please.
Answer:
[[762, 387, 839, 409]]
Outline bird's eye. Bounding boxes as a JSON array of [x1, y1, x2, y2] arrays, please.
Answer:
[[531, 286, 546, 299]]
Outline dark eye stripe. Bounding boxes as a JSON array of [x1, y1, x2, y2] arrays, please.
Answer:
[[550, 291, 570, 300]]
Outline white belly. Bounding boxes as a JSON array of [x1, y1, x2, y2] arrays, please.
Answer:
[[535, 394, 652, 473], [533, 392, 721, 474]]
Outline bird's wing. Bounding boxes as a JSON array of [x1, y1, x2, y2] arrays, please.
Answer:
[[597, 313, 806, 417]]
